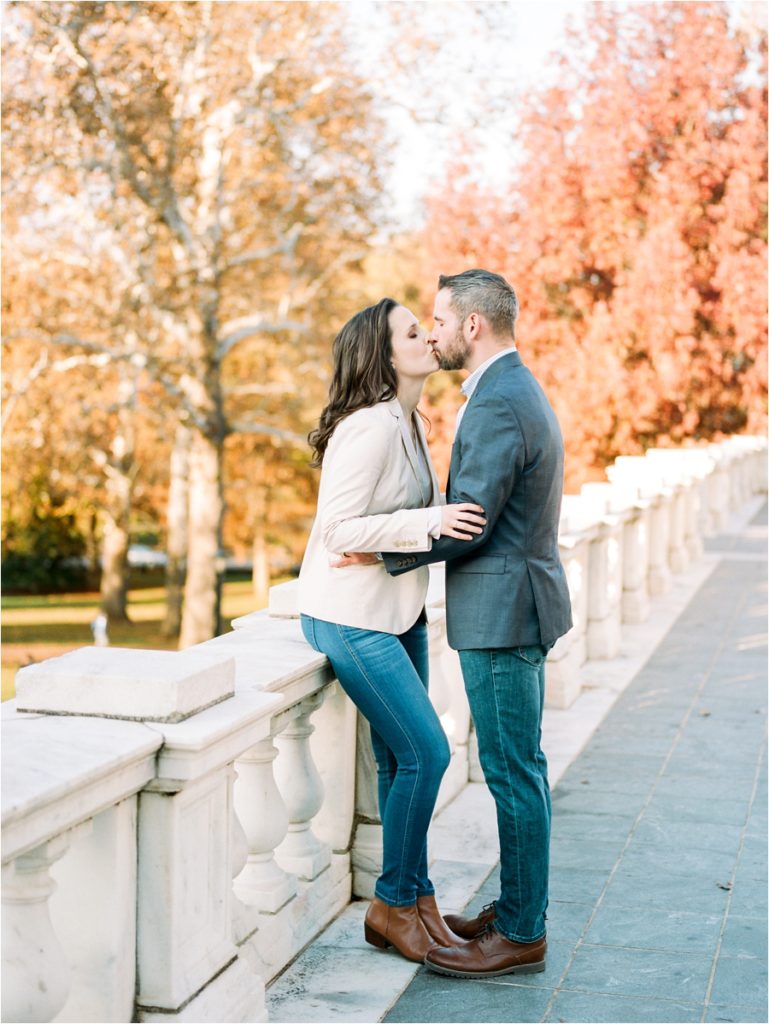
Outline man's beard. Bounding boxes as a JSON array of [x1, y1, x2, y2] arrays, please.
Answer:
[[436, 325, 470, 370]]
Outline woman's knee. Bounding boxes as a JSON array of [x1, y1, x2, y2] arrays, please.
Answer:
[[396, 732, 449, 785], [424, 732, 451, 784], [439, 731, 452, 769]]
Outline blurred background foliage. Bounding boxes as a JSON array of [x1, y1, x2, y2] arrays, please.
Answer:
[[2, 1, 766, 669]]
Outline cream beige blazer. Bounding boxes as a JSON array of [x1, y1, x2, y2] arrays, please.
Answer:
[[298, 398, 441, 633]]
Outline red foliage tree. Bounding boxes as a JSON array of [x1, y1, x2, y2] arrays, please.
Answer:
[[423, 3, 767, 490]]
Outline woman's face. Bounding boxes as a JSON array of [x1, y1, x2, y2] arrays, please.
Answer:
[[388, 305, 439, 382]]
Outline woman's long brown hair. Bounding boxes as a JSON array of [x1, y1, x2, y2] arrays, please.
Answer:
[[309, 298, 399, 466]]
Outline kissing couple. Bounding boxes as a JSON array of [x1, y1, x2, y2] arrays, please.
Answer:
[[297, 268, 572, 978]]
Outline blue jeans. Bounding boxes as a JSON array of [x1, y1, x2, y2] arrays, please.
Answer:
[[459, 644, 552, 943], [300, 613, 450, 907]]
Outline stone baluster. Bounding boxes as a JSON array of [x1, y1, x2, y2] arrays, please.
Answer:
[[50, 806, 138, 1023], [230, 765, 250, 883], [233, 736, 297, 912], [647, 450, 705, 562], [608, 458, 673, 596], [642, 456, 690, 574], [690, 451, 719, 537], [667, 484, 690, 573], [545, 508, 591, 708], [586, 516, 623, 659], [681, 472, 704, 560], [752, 437, 768, 493], [708, 446, 731, 531], [735, 437, 765, 500], [646, 491, 673, 595], [723, 443, 745, 512], [737, 443, 754, 503], [620, 502, 651, 623], [273, 694, 332, 882], [587, 481, 652, 626], [2, 834, 72, 1024]]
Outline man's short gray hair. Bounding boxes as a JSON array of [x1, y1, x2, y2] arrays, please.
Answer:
[[438, 269, 518, 339]]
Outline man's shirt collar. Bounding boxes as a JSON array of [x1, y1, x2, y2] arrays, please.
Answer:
[[460, 346, 517, 401]]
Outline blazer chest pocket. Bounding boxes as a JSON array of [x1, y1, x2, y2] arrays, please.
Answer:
[[452, 554, 507, 574]]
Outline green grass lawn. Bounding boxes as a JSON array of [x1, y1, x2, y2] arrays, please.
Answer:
[[1, 579, 269, 702]]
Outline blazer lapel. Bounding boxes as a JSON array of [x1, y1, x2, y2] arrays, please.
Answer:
[[414, 412, 440, 507], [448, 352, 522, 493], [389, 399, 433, 507]]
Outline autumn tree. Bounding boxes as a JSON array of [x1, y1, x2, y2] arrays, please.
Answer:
[[423, 2, 767, 488], [3, 1, 383, 642]]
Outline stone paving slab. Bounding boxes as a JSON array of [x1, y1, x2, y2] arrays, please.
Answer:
[[267, 499, 767, 1024]]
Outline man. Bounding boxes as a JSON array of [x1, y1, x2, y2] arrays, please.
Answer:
[[382, 269, 572, 978]]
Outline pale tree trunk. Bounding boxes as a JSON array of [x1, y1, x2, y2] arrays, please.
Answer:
[[99, 468, 132, 621], [252, 455, 270, 607], [99, 374, 135, 622], [85, 511, 100, 590], [179, 429, 223, 648], [252, 525, 270, 608], [162, 424, 191, 638]]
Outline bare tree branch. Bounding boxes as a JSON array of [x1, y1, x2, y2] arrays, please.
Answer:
[[217, 318, 308, 359], [3, 330, 211, 433], [229, 420, 306, 446]]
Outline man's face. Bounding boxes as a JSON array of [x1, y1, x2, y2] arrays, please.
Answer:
[[429, 288, 470, 371]]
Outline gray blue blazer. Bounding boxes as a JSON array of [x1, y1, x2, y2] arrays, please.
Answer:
[[384, 352, 572, 650]]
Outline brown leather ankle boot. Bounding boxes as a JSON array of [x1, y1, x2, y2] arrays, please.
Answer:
[[364, 897, 438, 962], [416, 894, 467, 946]]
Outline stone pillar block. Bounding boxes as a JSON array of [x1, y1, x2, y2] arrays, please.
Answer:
[[310, 680, 357, 854], [50, 801, 138, 1023], [351, 822, 382, 900], [135, 770, 238, 1013], [545, 526, 590, 708], [430, 614, 471, 813]]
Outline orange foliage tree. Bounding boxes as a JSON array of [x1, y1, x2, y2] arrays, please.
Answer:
[[423, 3, 767, 490]]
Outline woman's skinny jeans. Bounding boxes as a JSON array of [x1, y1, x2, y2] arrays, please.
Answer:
[[300, 613, 450, 907]]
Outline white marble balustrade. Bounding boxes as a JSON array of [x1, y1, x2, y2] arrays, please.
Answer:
[[1, 435, 765, 1022]]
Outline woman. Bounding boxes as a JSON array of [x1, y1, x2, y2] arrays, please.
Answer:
[[298, 298, 486, 962]]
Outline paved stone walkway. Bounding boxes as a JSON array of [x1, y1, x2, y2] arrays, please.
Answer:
[[266, 500, 767, 1024], [384, 503, 768, 1024]]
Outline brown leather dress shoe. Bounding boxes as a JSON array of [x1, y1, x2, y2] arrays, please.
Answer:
[[442, 900, 497, 940], [424, 926, 546, 978], [364, 897, 437, 963], [416, 894, 467, 946]]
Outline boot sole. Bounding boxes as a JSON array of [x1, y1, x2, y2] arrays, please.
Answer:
[[424, 959, 546, 979]]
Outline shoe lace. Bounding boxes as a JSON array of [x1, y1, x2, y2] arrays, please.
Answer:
[[480, 900, 496, 916]]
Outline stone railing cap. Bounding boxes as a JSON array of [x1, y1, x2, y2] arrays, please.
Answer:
[[2, 710, 161, 861], [15, 647, 235, 723]]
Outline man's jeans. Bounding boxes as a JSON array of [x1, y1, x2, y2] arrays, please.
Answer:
[[301, 614, 450, 907], [459, 644, 552, 943]]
